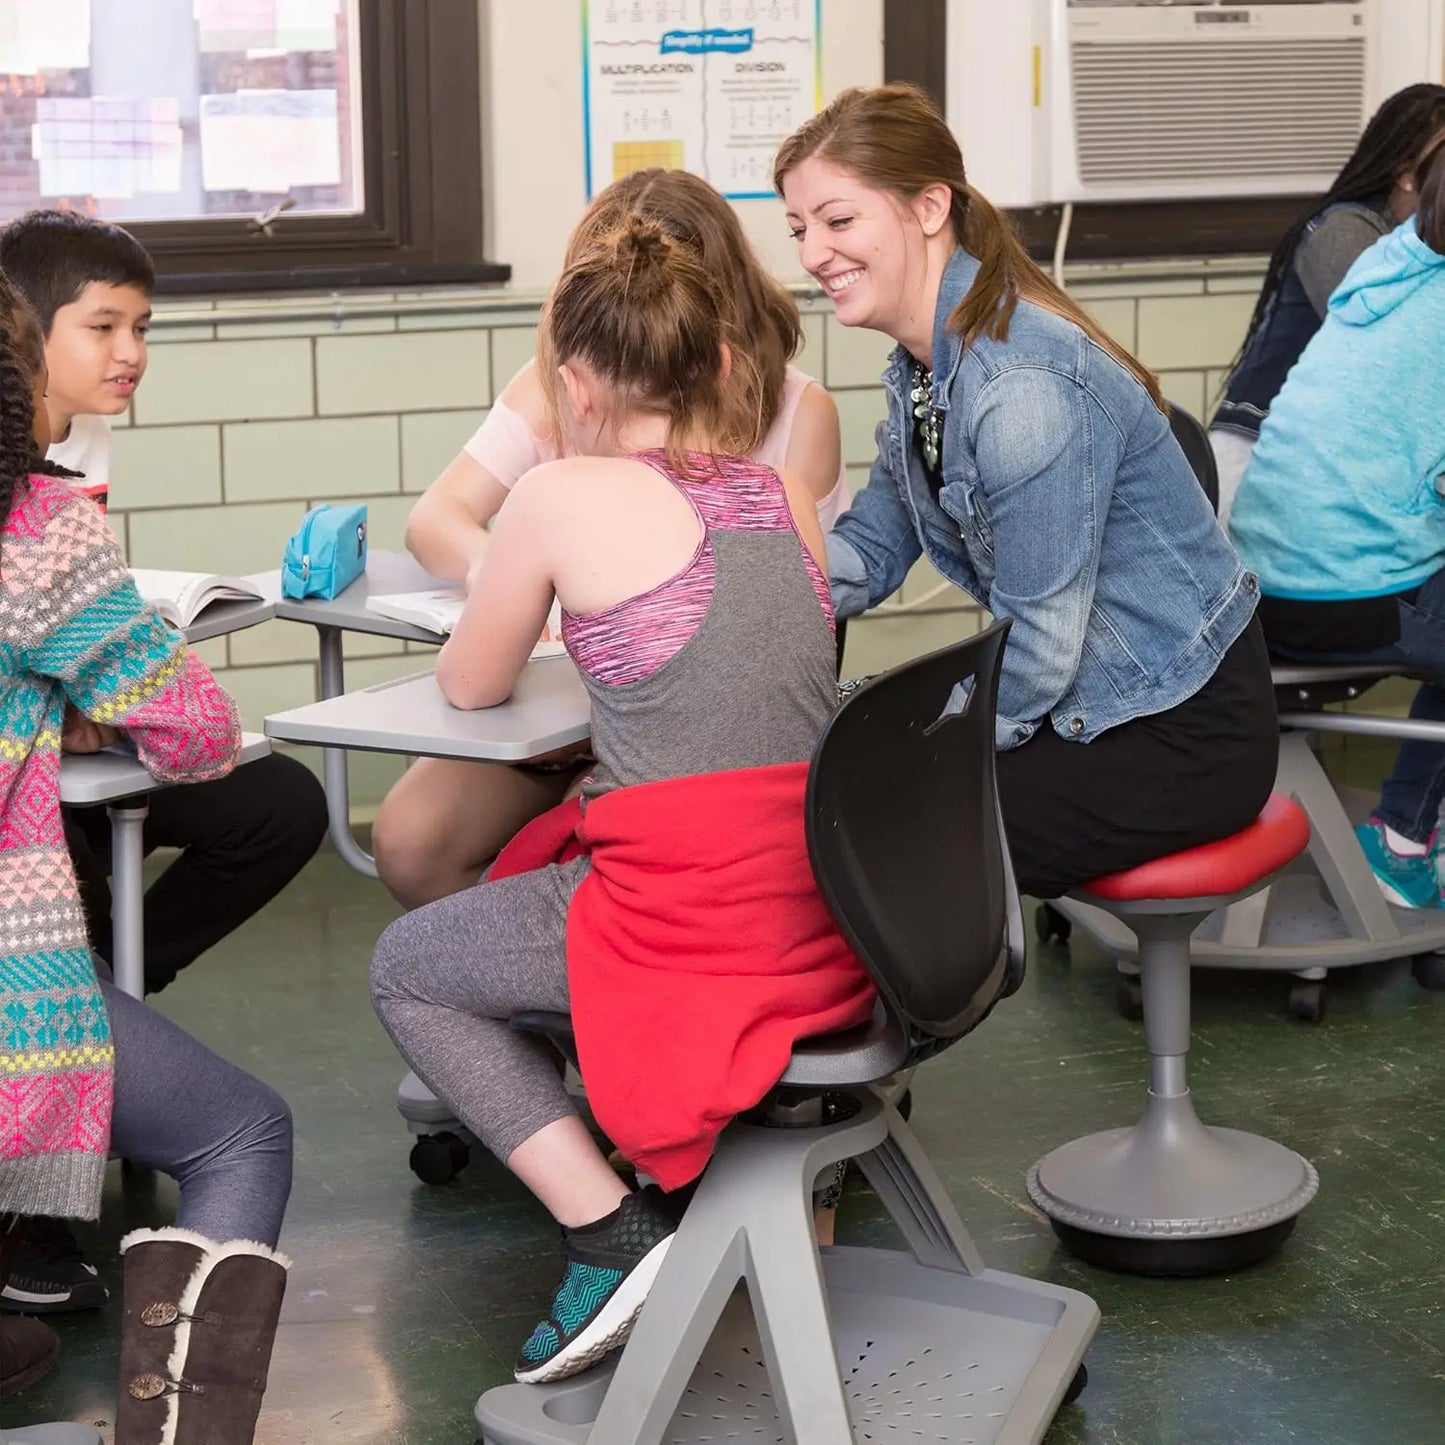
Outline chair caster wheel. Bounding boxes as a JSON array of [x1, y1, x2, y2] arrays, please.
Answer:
[[1035, 903, 1072, 944], [410, 1130, 469, 1185], [1116, 972, 1143, 1022], [1288, 980, 1326, 1023], [1412, 953, 1445, 991], [1061, 1361, 1088, 1408]]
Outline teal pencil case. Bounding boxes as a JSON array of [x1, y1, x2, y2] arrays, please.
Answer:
[[281, 503, 368, 600]]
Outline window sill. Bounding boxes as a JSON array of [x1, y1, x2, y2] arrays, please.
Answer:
[[153, 259, 512, 297]]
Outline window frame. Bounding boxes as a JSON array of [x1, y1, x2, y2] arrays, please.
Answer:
[[128, 0, 508, 294], [884, 0, 1300, 266]]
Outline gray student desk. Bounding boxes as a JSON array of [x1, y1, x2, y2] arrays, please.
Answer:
[[61, 734, 272, 1000], [268, 549, 506, 875], [179, 570, 280, 643], [263, 657, 591, 772]]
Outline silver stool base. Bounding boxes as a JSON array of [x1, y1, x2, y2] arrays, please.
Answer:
[[1027, 1090, 1319, 1275]]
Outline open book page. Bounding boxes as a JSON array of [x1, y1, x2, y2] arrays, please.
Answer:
[[365, 590, 566, 659], [128, 569, 265, 628]]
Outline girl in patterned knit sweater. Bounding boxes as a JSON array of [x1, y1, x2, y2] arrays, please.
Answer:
[[0, 275, 292, 1444]]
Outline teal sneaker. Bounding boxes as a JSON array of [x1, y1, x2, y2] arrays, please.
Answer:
[[514, 1185, 676, 1384], [1355, 820, 1440, 909]]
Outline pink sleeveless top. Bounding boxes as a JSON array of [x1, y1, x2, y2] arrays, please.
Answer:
[[463, 365, 847, 531], [563, 450, 833, 688]]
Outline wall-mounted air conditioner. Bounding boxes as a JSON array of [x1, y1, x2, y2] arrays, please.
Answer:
[[947, 0, 1445, 208]]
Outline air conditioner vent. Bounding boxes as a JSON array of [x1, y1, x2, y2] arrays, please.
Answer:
[[1072, 37, 1365, 186]]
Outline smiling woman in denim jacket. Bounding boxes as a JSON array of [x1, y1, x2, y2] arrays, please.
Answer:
[[776, 84, 1279, 897]]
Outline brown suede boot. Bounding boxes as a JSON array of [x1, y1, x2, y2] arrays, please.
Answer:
[[114, 1227, 290, 1445]]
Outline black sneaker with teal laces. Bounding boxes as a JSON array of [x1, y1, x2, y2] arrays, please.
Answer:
[[514, 1185, 676, 1384]]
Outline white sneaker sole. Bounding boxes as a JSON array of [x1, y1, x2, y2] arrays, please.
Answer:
[[1371, 873, 1435, 910], [514, 1233, 674, 1385]]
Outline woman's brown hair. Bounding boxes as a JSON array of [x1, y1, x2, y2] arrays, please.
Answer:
[[558, 169, 801, 447], [1413, 127, 1445, 253], [774, 84, 1164, 410], [538, 216, 753, 473]]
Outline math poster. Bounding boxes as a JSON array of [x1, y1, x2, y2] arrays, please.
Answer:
[[582, 0, 821, 200]]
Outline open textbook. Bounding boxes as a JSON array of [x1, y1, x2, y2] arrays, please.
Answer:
[[365, 589, 567, 658], [129, 569, 265, 629]]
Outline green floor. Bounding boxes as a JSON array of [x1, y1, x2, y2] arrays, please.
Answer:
[[8, 840, 1444, 1444]]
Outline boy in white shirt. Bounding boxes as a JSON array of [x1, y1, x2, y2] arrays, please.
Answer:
[[0, 210, 328, 1314]]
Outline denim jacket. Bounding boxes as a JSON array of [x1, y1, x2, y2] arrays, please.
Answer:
[[828, 248, 1259, 750]]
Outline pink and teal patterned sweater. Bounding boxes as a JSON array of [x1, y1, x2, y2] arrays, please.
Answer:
[[0, 475, 241, 1220]]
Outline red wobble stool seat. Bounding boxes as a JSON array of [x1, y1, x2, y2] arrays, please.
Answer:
[[1027, 796, 1321, 1275]]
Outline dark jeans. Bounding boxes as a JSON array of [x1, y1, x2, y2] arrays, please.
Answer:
[[64, 752, 329, 994], [1266, 566, 1445, 845]]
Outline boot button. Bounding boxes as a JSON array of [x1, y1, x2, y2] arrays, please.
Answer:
[[129, 1373, 168, 1400], [141, 1301, 179, 1327]]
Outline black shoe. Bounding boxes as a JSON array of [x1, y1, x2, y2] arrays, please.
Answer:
[[0, 1219, 107, 1314], [513, 1186, 676, 1384]]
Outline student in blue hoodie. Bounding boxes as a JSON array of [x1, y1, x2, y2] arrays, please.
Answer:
[[1230, 132, 1445, 909]]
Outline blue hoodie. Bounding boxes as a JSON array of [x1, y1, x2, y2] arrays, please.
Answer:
[[1229, 218, 1445, 600]]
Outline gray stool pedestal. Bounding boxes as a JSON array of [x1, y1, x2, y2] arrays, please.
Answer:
[[1028, 905, 1319, 1275]]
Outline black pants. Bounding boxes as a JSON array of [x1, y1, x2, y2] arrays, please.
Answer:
[[63, 752, 329, 994], [997, 620, 1279, 899]]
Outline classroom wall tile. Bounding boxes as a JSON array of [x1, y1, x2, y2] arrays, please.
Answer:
[[134, 340, 315, 425], [213, 662, 319, 731], [109, 425, 223, 509], [834, 388, 886, 467], [315, 330, 491, 415], [305, 493, 412, 554], [188, 636, 228, 668], [489, 325, 538, 385], [795, 311, 826, 381], [127, 500, 304, 574], [1157, 370, 1208, 422], [1137, 293, 1257, 371], [400, 410, 487, 492], [825, 317, 893, 389], [214, 315, 397, 339], [224, 416, 401, 502], [1081, 297, 1137, 353], [226, 620, 325, 668], [1068, 277, 1205, 300]]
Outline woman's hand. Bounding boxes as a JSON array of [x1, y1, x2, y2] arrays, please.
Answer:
[[61, 705, 120, 754]]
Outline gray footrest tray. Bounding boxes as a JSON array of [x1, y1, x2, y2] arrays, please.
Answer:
[[477, 1246, 1084, 1445]]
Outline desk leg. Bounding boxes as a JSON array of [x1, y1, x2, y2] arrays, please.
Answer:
[[108, 802, 149, 1000], [316, 625, 378, 878]]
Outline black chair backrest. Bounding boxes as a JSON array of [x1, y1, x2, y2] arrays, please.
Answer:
[[805, 621, 1024, 1059], [1168, 403, 1220, 516]]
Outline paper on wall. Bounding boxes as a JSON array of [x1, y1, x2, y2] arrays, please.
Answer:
[[32, 96, 184, 199], [199, 88, 340, 192], [0, 0, 92, 74], [193, 0, 339, 54]]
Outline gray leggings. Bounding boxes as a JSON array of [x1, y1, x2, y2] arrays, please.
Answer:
[[106, 982, 292, 1246], [370, 859, 585, 1163]]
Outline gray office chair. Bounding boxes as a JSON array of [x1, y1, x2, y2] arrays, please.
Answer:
[[476, 623, 1097, 1445], [1041, 405, 1445, 1019]]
